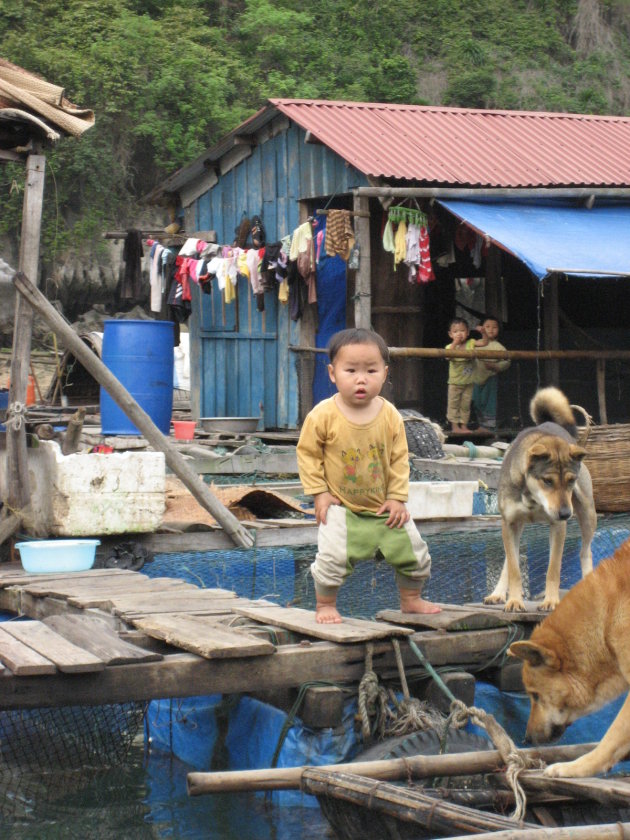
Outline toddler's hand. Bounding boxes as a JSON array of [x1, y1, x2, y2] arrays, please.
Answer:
[[314, 491, 341, 525], [377, 499, 410, 528]]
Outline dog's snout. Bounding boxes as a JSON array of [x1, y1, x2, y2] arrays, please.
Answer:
[[550, 723, 567, 741], [558, 507, 571, 521]]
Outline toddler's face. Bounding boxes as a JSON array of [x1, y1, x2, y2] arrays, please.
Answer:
[[481, 320, 499, 341], [328, 343, 388, 408], [448, 323, 469, 343]]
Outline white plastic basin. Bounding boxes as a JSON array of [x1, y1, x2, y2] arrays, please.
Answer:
[[15, 539, 100, 574]]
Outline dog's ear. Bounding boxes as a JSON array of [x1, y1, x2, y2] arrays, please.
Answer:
[[568, 444, 587, 463], [527, 443, 550, 466], [509, 640, 560, 669]]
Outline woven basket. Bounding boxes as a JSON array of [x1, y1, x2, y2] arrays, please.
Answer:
[[573, 405, 630, 512]]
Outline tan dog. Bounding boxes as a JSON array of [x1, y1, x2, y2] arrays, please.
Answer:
[[485, 387, 597, 612], [509, 539, 630, 778]]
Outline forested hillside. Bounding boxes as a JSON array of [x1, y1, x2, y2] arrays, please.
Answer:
[[2, 0, 630, 265]]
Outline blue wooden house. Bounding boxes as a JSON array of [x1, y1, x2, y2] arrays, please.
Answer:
[[150, 100, 630, 428]]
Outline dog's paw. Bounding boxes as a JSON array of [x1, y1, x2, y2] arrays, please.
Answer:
[[483, 594, 506, 605], [538, 597, 559, 612], [504, 597, 526, 612], [544, 759, 592, 778]]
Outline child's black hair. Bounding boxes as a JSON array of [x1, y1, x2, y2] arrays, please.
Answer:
[[448, 317, 468, 330], [481, 314, 501, 329], [327, 328, 389, 364]]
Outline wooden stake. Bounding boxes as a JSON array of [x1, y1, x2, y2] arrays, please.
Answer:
[[447, 824, 630, 840], [186, 742, 596, 795], [5, 153, 45, 519], [12, 272, 254, 548]]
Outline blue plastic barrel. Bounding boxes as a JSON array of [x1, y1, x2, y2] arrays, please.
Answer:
[[100, 320, 174, 435]]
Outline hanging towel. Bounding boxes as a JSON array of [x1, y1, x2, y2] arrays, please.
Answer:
[[394, 220, 407, 270], [382, 219, 395, 253], [325, 209, 355, 261]]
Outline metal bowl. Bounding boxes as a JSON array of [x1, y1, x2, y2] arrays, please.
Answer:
[[199, 417, 259, 434]]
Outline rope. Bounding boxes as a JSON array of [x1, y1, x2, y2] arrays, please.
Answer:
[[357, 643, 390, 741], [462, 440, 478, 459], [408, 635, 540, 821], [269, 680, 338, 769], [447, 699, 544, 822], [6, 401, 26, 431]]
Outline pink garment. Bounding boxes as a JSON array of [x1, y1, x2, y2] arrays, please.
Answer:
[[418, 225, 435, 283], [247, 248, 263, 293]]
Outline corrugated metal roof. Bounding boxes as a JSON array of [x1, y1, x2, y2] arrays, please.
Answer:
[[270, 99, 630, 188]]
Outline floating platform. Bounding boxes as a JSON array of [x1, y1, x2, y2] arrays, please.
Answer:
[[0, 565, 529, 712]]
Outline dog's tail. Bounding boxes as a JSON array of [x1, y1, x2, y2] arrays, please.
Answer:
[[530, 387, 578, 437]]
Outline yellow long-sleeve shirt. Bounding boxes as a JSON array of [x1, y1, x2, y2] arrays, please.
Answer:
[[296, 396, 409, 513]]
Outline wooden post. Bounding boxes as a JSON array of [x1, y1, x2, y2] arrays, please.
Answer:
[[543, 274, 560, 385], [353, 194, 371, 328], [5, 153, 46, 521], [12, 272, 255, 549]]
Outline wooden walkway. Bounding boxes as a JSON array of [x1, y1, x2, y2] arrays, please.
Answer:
[[0, 566, 533, 712]]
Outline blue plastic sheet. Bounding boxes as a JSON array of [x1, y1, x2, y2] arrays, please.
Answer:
[[439, 199, 630, 280]]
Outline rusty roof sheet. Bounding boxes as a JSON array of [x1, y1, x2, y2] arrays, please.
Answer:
[[270, 99, 630, 188]]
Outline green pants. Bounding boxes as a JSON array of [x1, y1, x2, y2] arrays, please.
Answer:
[[312, 505, 432, 597]]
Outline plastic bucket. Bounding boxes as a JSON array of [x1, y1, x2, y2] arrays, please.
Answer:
[[173, 420, 196, 440], [100, 320, 174, 435]]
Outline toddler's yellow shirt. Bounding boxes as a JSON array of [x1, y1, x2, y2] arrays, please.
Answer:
[[296, 396, 409, 513]]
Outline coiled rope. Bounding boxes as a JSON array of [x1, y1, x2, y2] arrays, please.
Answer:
[[6, 401, 26, 431]]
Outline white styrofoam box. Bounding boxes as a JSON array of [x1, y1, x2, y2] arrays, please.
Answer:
[[407, 481, 479, 519], [0, 440, 165, 536]]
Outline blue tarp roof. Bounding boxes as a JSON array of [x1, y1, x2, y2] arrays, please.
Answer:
[[438, 199, 630, 280]]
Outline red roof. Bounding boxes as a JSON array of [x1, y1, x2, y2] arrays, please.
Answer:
[[270, 99, 630, 188]]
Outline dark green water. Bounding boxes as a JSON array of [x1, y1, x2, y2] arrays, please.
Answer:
[[0, 737, 330, 839]]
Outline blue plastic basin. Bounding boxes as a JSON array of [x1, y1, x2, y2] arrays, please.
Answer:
[[15, 539, 101, 574]]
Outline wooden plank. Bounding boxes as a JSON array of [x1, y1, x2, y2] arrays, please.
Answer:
[[467, 601, 549, 623], [129, 614, 276, 659], [376, 607, 511, 631], [0, 628, 511, 708], [1, 620, 105, 673], [65, 583, 233, 610], [116, 596, 279, 620], [0, 624, 57, 675], [43, 614, 163, 665], [17, 574, 188, 597], [493, 770, 630, 808], [0, 568, 138, 587], [232, 605, 414, 643]]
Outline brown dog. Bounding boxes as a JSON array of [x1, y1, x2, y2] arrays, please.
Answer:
[[485, 387, 597, 612], [509, 538, 630, 777]]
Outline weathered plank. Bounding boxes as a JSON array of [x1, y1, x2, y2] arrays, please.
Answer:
[[129, 613, 276, 659], [112, 594, 270, 619], [1, 619, 105, 673], [0, 628, 511, 708], [376, 606, 511, 631], [0, 624, 57, 675], [232, 605, 414, 642], [43, 614, 163, 665], [468, 601, 549, 623], [0, 567, 138, 587]]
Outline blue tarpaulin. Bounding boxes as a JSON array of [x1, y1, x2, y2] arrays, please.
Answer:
[[439, 200, 630, 280]]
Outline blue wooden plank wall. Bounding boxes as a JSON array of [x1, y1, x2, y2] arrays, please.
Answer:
[[189, 122, 367, 428]]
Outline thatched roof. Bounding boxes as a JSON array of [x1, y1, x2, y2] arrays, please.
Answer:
[[0, 58, 94, 150]]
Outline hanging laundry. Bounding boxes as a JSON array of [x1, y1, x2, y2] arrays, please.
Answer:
[[149, 241, 164, 312], [325, 209, 355, 261], [382, 219, 395, 254], [394, 219, 407, 270], [418, 224, 435, 283], [121, 229, 144, 300]]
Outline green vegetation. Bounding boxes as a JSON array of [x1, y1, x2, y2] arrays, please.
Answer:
[[2, 0, 630, 265]]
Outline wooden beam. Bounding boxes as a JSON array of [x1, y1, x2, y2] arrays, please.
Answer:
[[0, 627, 511, 709], [596, 358, 608, 424], [5, 153, 45, 521], [11, 272, 255, 549], [353, 193, 371, 328], [543, 274, 559, 385]]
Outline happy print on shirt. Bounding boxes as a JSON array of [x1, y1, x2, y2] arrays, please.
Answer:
[[340, 443, 386, 497]]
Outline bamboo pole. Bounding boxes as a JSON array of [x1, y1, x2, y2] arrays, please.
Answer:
[[186, 742, 595, 795], [290, 344, 630, 361], [448, 825, 630, 840], [301, 768, 537, 833], [12, 271, 255, 549]]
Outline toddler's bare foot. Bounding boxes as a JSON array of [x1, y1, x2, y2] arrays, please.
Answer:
[[459, 425, 473, 433], [315, 604, 343, 624], [399, 592, 442, 615]]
